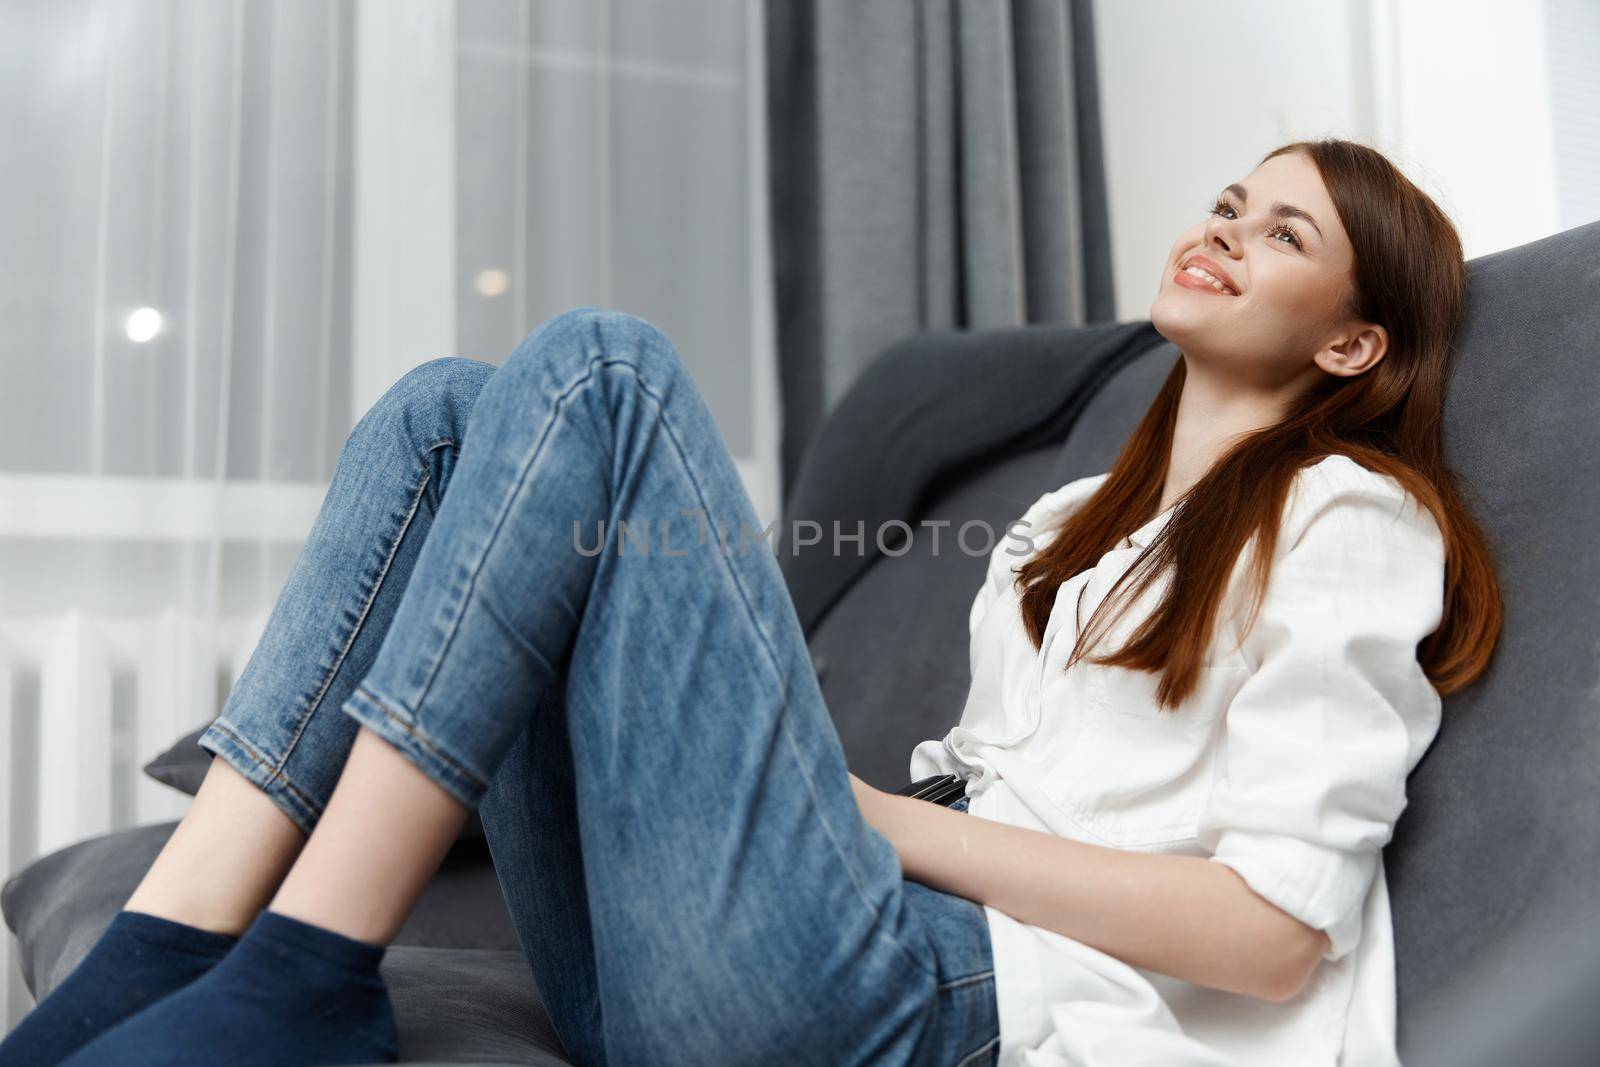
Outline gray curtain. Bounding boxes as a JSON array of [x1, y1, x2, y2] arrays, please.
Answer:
[[765, 0, 1116, 502]]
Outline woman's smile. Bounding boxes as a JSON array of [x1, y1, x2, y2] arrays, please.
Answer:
[[1173, 264, 1241, 296]]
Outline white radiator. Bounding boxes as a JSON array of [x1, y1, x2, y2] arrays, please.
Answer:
[[0, 606, 270, 1029]]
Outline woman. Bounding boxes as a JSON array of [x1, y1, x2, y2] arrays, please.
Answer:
[[904, 141, 1500, 1066], [0, 137, 1501, 1067]]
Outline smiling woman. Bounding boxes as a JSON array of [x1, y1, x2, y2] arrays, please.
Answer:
[[901, 137, 1505, 1067], [1152, 151, 1371, 410], [1021, 140, 1501, 714]]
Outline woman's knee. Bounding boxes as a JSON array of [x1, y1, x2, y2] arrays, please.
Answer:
[[504, 306, 687, 393], [390, 355, 498, 417], [351, 356, 497, 448]]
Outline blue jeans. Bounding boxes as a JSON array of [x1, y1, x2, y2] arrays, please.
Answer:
[[196, 307, 1000, 1067]]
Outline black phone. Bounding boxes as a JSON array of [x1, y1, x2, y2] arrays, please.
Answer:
[[893, 773, 968, 807]]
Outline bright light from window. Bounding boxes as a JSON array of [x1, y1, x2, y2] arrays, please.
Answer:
[[125, 307, 164, 343], [474, 269, 510, 298]]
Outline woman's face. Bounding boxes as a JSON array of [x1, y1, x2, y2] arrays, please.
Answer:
[[1150, 152, 1378, 391]]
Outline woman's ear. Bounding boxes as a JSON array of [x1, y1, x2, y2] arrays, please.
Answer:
[[1315, 322, 1388, 378]]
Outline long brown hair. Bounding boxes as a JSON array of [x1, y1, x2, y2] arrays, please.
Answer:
[[1016, 138, 1502, 710]]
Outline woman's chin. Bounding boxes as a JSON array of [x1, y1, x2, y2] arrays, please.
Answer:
[[1149, 297, 1217, 345]]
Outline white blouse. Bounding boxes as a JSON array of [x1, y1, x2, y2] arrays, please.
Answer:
[[909, 453, 1446, 1067]]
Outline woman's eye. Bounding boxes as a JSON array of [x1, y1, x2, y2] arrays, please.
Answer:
[[1268, 225, 1304, 249], [1206, 197, 1303, 250]]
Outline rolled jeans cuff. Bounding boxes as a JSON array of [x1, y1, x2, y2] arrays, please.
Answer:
[[340, 683, 492, 811], [197, 719, 326, 838]]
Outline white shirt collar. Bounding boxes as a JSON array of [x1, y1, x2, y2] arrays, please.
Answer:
[[1126, 502, 1177, 549]]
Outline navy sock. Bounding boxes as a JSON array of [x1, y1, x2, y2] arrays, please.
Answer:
[[0, 909, 237, 1067], [56, 909, 398, 1067]]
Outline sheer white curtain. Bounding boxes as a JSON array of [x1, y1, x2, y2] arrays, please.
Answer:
[[0, 0, 776, 1026]]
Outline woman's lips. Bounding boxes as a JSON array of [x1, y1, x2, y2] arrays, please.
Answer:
[[1174, 266, 1240, 296]]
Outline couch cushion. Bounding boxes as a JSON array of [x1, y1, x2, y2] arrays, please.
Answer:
[[1377, 218, 1600, 1051], [808, 443, 1063, 789], [781, 319, 1165, 634], [381, 946, 572, 1065]]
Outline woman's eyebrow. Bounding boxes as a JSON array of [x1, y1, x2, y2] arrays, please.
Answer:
[[1223, 182, 1324, 240]]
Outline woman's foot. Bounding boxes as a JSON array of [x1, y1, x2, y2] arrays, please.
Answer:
[[56, 909, 398, 1066], [0, 910, 238, 1066]]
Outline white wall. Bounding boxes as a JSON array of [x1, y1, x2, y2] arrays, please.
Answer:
[[1093, 0, 1579, 325]]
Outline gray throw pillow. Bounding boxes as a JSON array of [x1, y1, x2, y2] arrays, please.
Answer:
[[144, 724, 486, 840]]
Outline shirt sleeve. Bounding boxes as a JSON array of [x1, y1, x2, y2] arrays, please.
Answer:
[[1194, 460, 1446, 963]]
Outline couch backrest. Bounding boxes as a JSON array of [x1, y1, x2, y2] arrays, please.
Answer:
[[1383, 217, 1600, 1056], [801, 218, 1600, 1058]]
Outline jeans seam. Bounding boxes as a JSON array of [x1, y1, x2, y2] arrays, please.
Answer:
[[352, 683, 490, 791], [275, 438, 455, 785], [954, 1034, 1000, 1067], [206, 719, 324, 818], [935, 970, 994, 993]]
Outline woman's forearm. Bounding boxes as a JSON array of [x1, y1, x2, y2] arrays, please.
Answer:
[[851, 780, 1327, 1002]]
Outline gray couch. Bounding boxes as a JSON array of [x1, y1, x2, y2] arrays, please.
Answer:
[[6, 218, 1599, 1065]]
